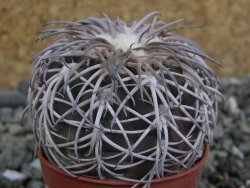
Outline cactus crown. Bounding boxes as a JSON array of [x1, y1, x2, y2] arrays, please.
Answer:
[[28, 11, 221, 186]]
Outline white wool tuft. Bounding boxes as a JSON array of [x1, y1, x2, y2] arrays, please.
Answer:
[[149, 75, 158, 87], [60, 63, 77, 74], [97, 27, 146, 56]]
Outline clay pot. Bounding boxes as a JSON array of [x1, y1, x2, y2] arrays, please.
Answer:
[[37, 144, 209, 188]]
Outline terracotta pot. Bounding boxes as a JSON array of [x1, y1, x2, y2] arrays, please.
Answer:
[[37, 144, 209, 188]]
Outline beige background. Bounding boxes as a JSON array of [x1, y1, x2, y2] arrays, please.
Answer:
[[0, 0, 249, 89]]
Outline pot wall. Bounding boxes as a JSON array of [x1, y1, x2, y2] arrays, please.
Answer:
[[37, 144, 209, 188]]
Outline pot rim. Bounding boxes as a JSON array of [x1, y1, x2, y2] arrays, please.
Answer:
[[37, 144, 210, 186]]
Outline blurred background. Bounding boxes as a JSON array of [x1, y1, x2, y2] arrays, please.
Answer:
[[0, 0, 249, 89]]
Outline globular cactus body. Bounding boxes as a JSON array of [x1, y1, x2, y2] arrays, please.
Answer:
[[28, 11, 221, 185]]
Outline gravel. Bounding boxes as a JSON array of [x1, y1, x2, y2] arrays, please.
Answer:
[[0, 92, 26, 108], [199, 76, 250, 188], [0, 77, 250, 188]]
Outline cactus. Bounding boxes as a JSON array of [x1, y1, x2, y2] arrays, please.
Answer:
[[28, 11, 222, 186]]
